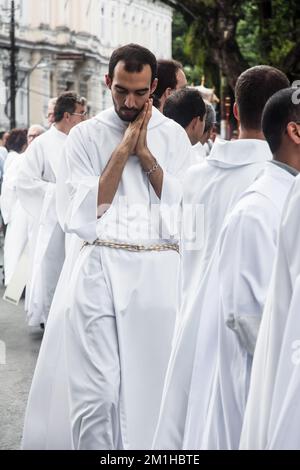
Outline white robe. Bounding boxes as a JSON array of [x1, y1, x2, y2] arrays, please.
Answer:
[[192, 142, 206, 163], [3, 150, 18, 173], [181, 138, 272, 321], [0, 152, 29, 285], [153, 162, 294, 450], [22, 106, 194, 450], [240, 173, 300, 450], [17, 125, 66, 325], [0, 146, 8, 179]]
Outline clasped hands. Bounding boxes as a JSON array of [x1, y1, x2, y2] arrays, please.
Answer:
[[119, 99, 153, 160]]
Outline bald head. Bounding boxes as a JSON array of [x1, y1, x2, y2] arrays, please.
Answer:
[[27, 124, 46, 145]]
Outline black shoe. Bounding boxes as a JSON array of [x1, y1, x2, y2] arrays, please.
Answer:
[[40, 323, 45, 330]]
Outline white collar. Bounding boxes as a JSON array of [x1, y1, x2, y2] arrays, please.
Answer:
[[207, 138, 272, 168]]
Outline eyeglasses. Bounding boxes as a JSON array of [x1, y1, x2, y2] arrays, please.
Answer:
[[71, 111, 88, 117]]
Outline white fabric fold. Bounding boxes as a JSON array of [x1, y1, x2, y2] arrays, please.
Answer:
[[240, 174, 300, 449], [17, 125, 67, 325], [153, 162, 294, 450], [226, 314, 262, 356]]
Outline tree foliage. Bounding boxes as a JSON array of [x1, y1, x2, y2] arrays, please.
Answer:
[[160, 0, 300, 90]]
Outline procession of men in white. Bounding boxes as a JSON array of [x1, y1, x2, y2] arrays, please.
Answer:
[[1, 43, 300, 450]]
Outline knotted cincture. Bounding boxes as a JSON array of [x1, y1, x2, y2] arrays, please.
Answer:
[[81, 239, 179, 253]]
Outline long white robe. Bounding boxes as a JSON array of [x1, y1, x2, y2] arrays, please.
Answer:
[[180, 138, 272, 319], [22, 106, 194, 450], [17, 125, 66, 325], [0, 152, 29, 285], [153, 162, 295, 450], [240, 173, 300, 450]]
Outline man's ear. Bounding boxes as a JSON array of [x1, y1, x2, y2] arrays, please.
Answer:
[[233, 102, 239, 121], [287, 122, 300, 144], [105, 74, 112, 89], [150, 78, 158, 95], [164, 87, 172, 99], [191, 116, 199, 130]]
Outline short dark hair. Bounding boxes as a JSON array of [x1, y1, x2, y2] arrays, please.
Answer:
[[54, 91, 86, 122], [235, 65, 289, 131], [108, 43, 157, 83], [153, 59, 183, 107], [163, 87, 206, 129], [262, 87, 300, 154], [6, 128, 27, 153]]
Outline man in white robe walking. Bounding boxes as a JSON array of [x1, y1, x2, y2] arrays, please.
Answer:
[[240, 88, 300, 450], [0, 129, 28, 286], [22, 44, 194, 450], [153, 59, 187, 111], [17, 92, 87, 326], [180, 66, 290, 313], [153, 66, 290, 450], [164, 87, 299, 450]]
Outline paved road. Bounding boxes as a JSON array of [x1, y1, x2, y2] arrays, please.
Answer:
[[0, 287, 43, 450]]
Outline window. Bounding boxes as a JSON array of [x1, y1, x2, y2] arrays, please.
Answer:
[[100, 3, 106, 41], [65, 80, 74, 91]]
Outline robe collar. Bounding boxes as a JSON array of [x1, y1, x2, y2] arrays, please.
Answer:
[[50, 123, 68, 141], [207, 137, 272, 168], [244, 161, 295, 214], [271, 159, 299, 177]]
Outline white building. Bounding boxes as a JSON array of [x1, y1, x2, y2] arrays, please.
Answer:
[[0, 0, 172, 129]]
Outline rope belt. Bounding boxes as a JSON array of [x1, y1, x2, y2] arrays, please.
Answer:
[[82, 239, 179, 253]]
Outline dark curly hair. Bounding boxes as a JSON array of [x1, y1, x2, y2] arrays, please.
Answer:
[[5, 128, 28, 153]]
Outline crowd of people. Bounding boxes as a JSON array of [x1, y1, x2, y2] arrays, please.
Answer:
[[0, 43, 300, 450]]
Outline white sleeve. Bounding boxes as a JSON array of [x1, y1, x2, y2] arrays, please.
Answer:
[[56, 125, 100, 242], [218, 206, 277, 355], [149, 126, 195, 239], [0, 162, 18, 224], [17, 140, 54, 219]]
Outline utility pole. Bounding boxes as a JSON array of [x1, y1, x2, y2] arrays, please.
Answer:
[[9, 0, 16, 129]]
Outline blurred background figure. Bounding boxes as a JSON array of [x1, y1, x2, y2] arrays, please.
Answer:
[[200, 101, 217, 156], [27, 125, 46, 146], [17, 91, 87, 328], [0, 130, 9, 279], [153, 59, 187, 112], [0, 128, 28, 286], [163, 87, 206, 162], [0, 131, 9, 185], [3, 129, 28, 173], [46, 98, 57, 127]]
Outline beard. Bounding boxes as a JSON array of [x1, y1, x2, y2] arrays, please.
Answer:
[[116, 106, 141, 122], [112, 98, 143, 122]]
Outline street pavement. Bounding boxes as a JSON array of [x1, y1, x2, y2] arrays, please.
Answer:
[[0, 286, 43, 450]]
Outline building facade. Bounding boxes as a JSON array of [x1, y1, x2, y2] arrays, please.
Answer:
[[0, 0, 172, 129]]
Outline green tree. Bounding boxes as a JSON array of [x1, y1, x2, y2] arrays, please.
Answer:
[[160, 0, 300, 90]]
